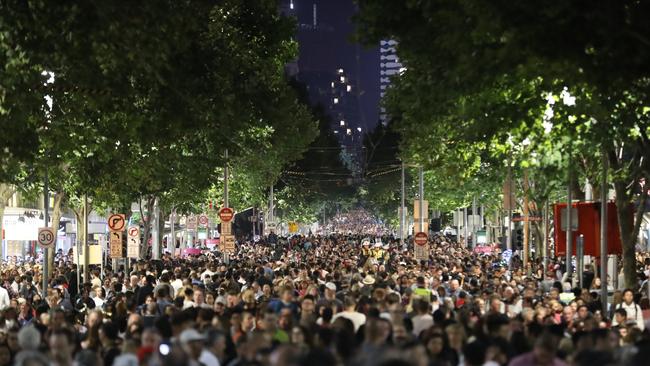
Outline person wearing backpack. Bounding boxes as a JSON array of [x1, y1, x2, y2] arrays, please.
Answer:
[[612, 288, 644, 330]]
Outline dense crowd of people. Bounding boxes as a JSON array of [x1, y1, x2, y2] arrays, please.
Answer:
[[326, 209, 386, 236], [1, 232, 650, 366]]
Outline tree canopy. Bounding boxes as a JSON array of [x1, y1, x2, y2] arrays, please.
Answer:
[[356, 0, 650, 286]]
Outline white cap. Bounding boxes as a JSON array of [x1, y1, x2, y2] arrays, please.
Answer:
[[325, 282, 337, 291], [180, 329, 205, 344]]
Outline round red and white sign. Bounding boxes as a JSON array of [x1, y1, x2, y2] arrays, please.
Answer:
[[414, 232, 428, 246], [219, 207, 234, 222], [199, 214, 209, 226], [38, 227, 56, 248], [108, 214, 126, 231]]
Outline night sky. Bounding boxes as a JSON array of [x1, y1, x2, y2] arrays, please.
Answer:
[[285, 0, 381, 132]]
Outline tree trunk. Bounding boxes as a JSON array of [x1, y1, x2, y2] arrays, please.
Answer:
[[48, 191, 65, 277], [614, 181, 637, 289], [139, 195, 155, 258]]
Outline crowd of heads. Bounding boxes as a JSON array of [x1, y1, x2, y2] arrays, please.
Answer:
[[325, 209, 386, 236], [1, 232, 650, 366]]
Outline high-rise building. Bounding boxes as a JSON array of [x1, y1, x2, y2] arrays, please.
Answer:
[[280, 0, 379, 144], [379, 40, 404, 126]]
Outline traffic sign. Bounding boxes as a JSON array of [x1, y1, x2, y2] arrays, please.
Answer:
[[198, 214, 209, 227], [221, 234, 236, 253], [128, 226, 140, 238], [219, 207, 234, 222], [221, 221, 232, 235], [414, 232, 428, 246], [127, 225, 140, 258], [414, 242, 428, 261], [110, 231, 123, 258], [38, 227, 56, 248], [108, 214, 126, 231], [187, 215, 198, 230]]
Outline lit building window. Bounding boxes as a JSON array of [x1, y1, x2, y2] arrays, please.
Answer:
[[340, 76, 345, 83], [331, 82, 335, 88], [346, 128, 352, 135], [346, 85, 352, 92], [338, 68, 344, 74], [357, 127, 362, 132], [334, 130, 339, 134], [340, 120, 345, 126], [290, 0, 294, 9], [333, 97, 339, 104]]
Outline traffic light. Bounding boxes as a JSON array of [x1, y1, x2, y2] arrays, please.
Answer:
[[513, 228, 524, 250]]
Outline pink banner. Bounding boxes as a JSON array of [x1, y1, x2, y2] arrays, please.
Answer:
[[473, 246, 493, 254], [182, 248, 202, 257]]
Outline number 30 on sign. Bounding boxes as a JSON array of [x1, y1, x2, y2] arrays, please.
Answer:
[[38, 227, 56, 248]]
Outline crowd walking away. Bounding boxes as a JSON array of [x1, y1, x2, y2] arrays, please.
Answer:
[[2, 233, 650, 366]]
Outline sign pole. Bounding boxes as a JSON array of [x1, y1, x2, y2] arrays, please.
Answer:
[[83, 195, 89, 283], [472, 196, 477, 249], [457, 208, 461, 242], [170, 208, 176, 257], [152, 197, 160, 260], [577, 234, 584, 288], [543, 199, 549, 280], [506, 158, 513, 250], [566, 144, 573, 281], [43, 172, 49, 295], [463, 207, 468, 248], [400, 161, 405, 248], [523, 170, 529, 272], [224, 149, 229, 264], [418, 166, 424, 234], [600, 150, 608, 314]]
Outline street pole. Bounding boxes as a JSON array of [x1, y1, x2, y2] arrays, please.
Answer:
[[457, 208, 461, 243], [566, 144, 573, 281], [481, 204, 486, 243], [224, 149, 229, 208], [252, 207, 256, 239], [170, 208, 175, 256], [506, 161, 513, 250], [152, 197, 160, 260], [472, 196, 477, 249], [400, 161, 405, 248], [269, 185, 274, 231], [463, 207, 468, 247], [418, 166, 424, 235], [577, 234, 584, 288], [43, 172, 49, 295], [224, 149, 229, 264], [83, 195, 89, 283], [600, 150, 608, 314], [543, 200, 549, 280], [523, 171, 530, 272]]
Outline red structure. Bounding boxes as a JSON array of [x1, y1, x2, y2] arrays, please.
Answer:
[[554, 201, 623, 257]]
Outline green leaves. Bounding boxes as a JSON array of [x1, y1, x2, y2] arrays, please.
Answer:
[[0, 1, 316, 214]]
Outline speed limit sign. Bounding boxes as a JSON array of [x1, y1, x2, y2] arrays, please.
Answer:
[[38, 227, 56, 248]]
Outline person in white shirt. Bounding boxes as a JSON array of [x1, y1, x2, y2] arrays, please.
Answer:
[[0, 285, 10, 310], [332, 296, 366, 333], [411, 298, 434, 337], [612, 288, 644, 330], [171, 272, 184, 297], [200, 329, 226, 366]]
